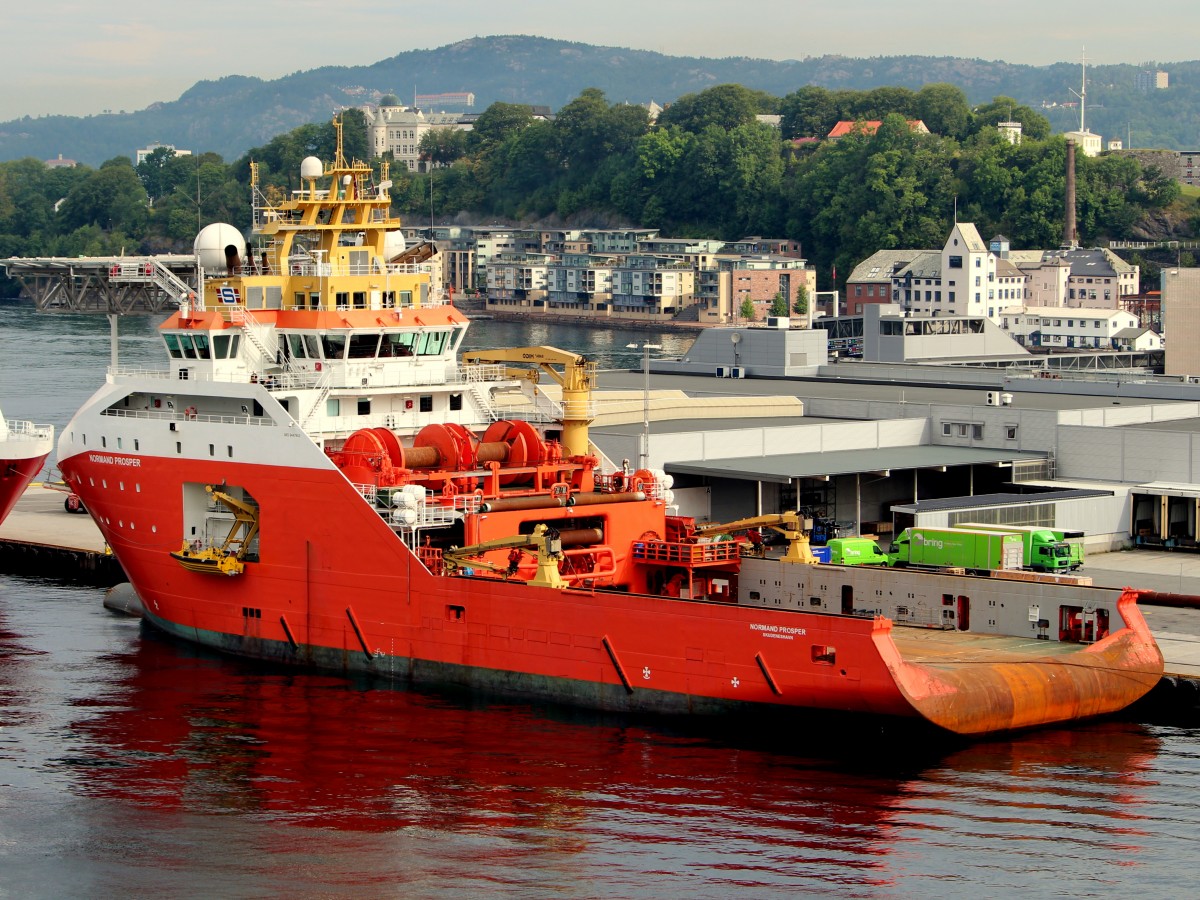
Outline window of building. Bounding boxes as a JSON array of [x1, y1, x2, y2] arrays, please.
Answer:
[[949, 255, 963, 268], [1006, 426, 1018, 440]]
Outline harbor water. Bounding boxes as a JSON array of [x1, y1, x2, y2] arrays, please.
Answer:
[[2, 304, 1200, 897]]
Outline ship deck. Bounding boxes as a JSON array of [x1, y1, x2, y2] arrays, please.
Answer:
[[890, 626, 1081, 665]]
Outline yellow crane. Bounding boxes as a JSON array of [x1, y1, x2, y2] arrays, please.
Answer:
[[692, 512, 817, 565], [442, 523, 566, 589], [170, 485, 261, 576], [461, 346, 596, 457]]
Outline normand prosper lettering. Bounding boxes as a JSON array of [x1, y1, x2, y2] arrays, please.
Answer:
[[88, 453, 142, 467]]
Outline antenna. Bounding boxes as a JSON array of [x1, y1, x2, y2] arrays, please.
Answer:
[[1068, 47, 1088, 133]]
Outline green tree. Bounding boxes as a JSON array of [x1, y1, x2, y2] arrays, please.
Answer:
[[659, 84, 767, 133], [794, 284, 809, 315], [58, 158, 149, 238], [779, 86, 839, 139], [972, 96, 1052, 141], [770, 292, 789, 317], [469, 102, 534, 151], [739, 297, 756, 321], [418, 128, 469, 167], [916, 83, 973, 140]]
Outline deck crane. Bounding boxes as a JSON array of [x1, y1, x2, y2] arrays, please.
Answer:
[[692, 512, 818, 565]]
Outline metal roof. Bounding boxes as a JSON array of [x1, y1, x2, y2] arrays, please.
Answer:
[[664, 446, 1046, 484], [891, 488, 1114, 514]]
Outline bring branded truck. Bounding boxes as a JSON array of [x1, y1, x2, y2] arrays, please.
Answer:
[[957, 523, 1084, 572], [887, 527, 1024, 573]]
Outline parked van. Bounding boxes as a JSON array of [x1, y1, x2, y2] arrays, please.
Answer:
[[825, 537, 889, 566]]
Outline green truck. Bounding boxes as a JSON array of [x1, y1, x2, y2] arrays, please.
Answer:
[[824, 537, 890, 566], [958, 523, 1084, 572], [887, 527, 1024, 573]]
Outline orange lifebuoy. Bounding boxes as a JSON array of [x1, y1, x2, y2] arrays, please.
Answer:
[[184, 406, 198, 419]]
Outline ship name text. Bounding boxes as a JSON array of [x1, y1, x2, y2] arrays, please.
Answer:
[[88, 453, 142, 467]]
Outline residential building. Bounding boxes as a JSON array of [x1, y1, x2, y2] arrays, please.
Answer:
[[611, 256, 696, 319], [545, 253, 617, 311], [367, 105, 470, 173], [44, 154, 77, 169], [1006, 247, 1139, 307], [135, 142, 191, 165], [1135, 69, 1169, 91], [721, 255, 816, 322], [999, 307, 1142, 349], [893, 223, 998, 318], [487, 253, 554, 308], [826, 120, 930, 138], [1062, 129, 1103, 157], [846, 250, 919, 314], [1178, 151, 1200, 188]]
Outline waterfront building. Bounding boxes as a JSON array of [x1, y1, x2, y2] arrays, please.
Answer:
[[135, 142, 191, 165], [998, 307, 1144, 349]]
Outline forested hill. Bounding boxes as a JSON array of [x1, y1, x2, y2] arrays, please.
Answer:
[[2, 35, 1198, 166]]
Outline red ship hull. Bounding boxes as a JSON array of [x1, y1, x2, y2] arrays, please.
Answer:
[[1, 450, 49, 525], [60, 451, 1163, 735]]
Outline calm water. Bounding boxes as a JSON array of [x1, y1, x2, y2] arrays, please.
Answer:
[[3, 305, 1200, 897]]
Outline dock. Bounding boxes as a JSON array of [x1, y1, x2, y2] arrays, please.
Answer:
[[0, 485, 124, 584], [2, 483, 1199, 697]]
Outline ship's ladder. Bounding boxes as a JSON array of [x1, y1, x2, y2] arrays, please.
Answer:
[[299, 370, 334, 432], [225, 305, 279, 371]]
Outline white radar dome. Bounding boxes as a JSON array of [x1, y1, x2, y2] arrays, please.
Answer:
[[384, 230, 407, 260], [194, 223, 247, 271], [300, 156, 323, 179]]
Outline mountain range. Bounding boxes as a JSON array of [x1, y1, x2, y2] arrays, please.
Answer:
[[2, 35, 1197, 167]]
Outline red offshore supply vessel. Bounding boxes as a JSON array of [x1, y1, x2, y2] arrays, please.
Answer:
[[57, 119, 1162, 737], [0, 407, 53, 525]]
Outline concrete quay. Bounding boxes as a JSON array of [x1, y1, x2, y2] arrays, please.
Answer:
[[0, 484, 124, 584], [2, 484, 1199, 692]]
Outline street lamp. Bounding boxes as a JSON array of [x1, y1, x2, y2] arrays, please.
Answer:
[[626, 342, 662, 470]]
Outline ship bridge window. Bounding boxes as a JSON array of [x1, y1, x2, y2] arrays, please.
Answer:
[[212, 334, 239, 359], [415, 330, 450, 356], [287, 334, 310, 358], [383, 333, 417, 357], [322, 334, 347, 359], [164, 333, 184, 358], [192, 335, 212, 359], [399, 290, 413, 307], [348, 334, 381, 359]]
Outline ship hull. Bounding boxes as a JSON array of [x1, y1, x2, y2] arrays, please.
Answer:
[[1, 448, 51, 525], [60, 447, 1163, 736]]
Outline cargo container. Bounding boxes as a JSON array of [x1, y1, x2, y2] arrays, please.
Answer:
[[888, 527, 1024, 573], [825, 537, 889, 566], [958, 523, 1084, 571]]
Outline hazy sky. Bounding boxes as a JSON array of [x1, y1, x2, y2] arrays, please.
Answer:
[[5, 0, 1193, 121]]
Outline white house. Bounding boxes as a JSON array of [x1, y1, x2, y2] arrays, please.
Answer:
[[999, 306, 1150, 349]]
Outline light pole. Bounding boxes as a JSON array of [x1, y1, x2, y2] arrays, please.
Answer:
[[626, 342, 661, 470]]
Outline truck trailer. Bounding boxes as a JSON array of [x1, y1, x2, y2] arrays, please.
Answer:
[[957, 523, 1084, 571], [888, 527, 1024, 573]]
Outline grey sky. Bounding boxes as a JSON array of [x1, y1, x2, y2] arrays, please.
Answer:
[[5, 0, 1193, 121]]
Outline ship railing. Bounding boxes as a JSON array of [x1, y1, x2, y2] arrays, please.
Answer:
[[2, 418, 54, 441], [101, 407, 278, 426], [633, 540, 742, 566]]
